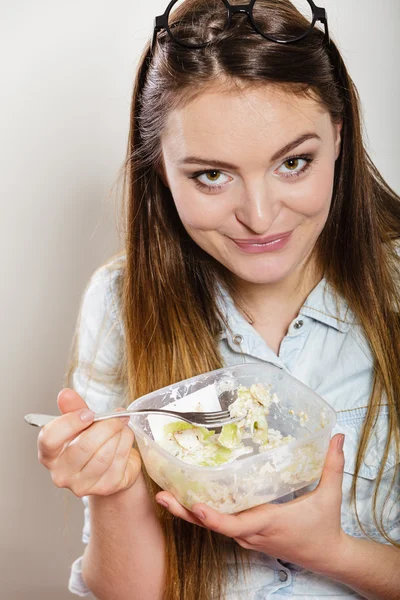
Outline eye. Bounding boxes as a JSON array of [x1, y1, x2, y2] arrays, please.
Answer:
[[277, 154, 314, 178], [189, 169, 232, 192]]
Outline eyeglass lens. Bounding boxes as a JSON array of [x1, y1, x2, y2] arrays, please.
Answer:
[[167, 0, 315, 47]]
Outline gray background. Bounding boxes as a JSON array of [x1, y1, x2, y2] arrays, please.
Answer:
[[2, 1, 399, 598]]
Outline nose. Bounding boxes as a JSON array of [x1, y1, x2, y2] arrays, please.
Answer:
[[235, 182, 281, 235]]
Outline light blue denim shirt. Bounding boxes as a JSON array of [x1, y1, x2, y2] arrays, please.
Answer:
[[68, 254, 400, 599]]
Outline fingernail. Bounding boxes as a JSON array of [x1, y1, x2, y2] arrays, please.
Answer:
[[337, 434, 345, 452], [157, 499, 169, 509], [80, 409, 94, 422], [192, 509, 206, 520]]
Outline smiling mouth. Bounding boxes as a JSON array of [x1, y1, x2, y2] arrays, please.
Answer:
[[227, 230, 293, 254], [231, 231, 293, 245]]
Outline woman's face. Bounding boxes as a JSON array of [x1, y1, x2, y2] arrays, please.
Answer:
[[161, 85, 342, 286]]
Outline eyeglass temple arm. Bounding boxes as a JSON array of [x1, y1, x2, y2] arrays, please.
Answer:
[[151, 15, 167, 54], [314, 6, 330, 45]]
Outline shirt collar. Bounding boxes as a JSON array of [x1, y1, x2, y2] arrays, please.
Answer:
[[299, 278, 354, 332], [216, 277, 354, 339]]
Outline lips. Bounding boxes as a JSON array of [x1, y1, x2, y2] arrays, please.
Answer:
[[232, 231, 292, 245], [229, 230, 293, 254]]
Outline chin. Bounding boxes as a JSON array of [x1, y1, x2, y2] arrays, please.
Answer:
[[227, 263, 293, 285]]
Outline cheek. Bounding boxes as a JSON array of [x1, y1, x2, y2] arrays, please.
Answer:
[[172, 189, 230, 232], [286, 164, 334, 222]]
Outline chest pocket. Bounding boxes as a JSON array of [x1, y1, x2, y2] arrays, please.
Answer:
[[334, 406, 400, 541]]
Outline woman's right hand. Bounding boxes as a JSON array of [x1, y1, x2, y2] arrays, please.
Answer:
[[37, 388, 142, 497]]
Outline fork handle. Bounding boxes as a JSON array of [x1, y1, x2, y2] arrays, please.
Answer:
[[24, 409, 194, 428], [92, 408, 193, 424]]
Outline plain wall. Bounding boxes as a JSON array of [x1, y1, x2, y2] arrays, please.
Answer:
[[2, 1, 399, 598]]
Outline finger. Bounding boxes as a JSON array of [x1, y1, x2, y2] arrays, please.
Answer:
[[86, 425, 137, 494], [155, 492, 207, 528], [110, 427, 141, 492], [188, 502, 274, 538], [61, 410, 131, 472], [317, 433, 345, 500], [38, 388, 94, 462], [233, 537, 254, 550], [57, 388, 88, 414], [120, 446, 143, 492], [71, 429, 123, 495], [38, 407, 96, 463]]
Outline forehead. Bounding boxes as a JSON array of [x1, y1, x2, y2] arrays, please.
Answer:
[[161, 85, 330, 161]]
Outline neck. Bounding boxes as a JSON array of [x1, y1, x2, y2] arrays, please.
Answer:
[[233, 259, 323, 327]]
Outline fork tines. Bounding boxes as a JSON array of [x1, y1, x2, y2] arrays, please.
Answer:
[[200, 410, 232, 423]]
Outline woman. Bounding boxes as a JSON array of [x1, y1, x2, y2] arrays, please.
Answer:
[[38, 1, 400, 598]]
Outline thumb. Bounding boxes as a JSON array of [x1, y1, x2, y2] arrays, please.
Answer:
[[317, 433, 345, 498], [57, 388, 88, 414]]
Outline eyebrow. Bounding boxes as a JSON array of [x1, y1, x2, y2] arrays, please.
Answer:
[[178, 132, 322, 170]]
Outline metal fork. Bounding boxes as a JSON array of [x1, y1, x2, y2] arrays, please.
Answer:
[[24, 408, 242, 429]]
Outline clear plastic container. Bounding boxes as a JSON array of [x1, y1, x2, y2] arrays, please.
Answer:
[[127, 362, 336, 514]]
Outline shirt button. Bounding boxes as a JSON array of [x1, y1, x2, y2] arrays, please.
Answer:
[[278, 569, 288, 582], [232, 334, 243, 346], [293, 319, 304, 330]]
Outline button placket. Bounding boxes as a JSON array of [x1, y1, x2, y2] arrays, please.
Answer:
[[225, 332, 249, 364], [280, 318, 309, 372], [278, 569, 288, 582], [268, 564, 292, 595], [287, 316, 309, 338], [232, 334, 243, 346]]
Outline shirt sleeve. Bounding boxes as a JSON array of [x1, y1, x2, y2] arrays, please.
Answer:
[[67, 262, 127, 596]]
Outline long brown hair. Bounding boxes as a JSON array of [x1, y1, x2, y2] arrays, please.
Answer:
[[66, 1, 400, 598]]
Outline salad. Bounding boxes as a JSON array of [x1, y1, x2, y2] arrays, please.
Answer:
[[157, 383, 295, 467], [136, 377, 331, 513]]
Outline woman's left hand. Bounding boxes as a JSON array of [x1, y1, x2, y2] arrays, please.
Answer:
[[156, 433, 350, 575]]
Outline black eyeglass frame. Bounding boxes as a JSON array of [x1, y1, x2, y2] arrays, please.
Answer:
[[151, 0, 330, 53]]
